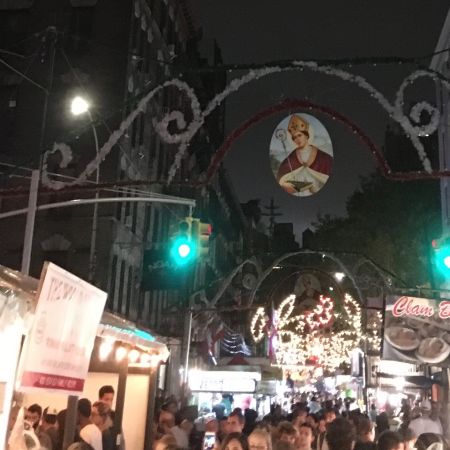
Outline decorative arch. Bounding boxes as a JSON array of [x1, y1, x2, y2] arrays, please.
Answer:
[[204, 98, 430, 185]]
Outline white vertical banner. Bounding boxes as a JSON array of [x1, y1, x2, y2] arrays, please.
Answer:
[[18, 263, 107, 395]]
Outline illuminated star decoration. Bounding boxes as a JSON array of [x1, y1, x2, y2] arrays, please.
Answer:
[[250, 294, 362, 370]]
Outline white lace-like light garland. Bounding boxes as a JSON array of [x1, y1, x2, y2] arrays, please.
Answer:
[[250, 293, 362, 370], [42, 63, 449, 190]]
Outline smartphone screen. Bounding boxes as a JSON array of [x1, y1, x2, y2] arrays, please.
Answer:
[[203, 432, 216, 450]]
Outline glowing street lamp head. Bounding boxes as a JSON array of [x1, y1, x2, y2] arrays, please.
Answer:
[[71, 96, 90, 116]]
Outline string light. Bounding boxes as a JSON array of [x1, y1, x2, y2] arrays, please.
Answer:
[[250, 293, 363, 370], [128, 348, 140, 363], [365, 310, 382, 353], [39, 61, 449, 192], [115, 346, 128, 362], [98, 337, 114, 361]]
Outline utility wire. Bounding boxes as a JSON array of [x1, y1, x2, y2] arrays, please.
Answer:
[[0, 56, 47, 93]]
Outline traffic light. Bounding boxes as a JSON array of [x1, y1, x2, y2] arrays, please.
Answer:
[[169, 219, 196, 266], [432, 236, 450, 277], [191, 219, 212, 259]]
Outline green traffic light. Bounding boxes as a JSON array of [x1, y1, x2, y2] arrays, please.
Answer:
[[434, 245, 450, 275], [444, 256, 450, 269], [170, 236, 196, 266]]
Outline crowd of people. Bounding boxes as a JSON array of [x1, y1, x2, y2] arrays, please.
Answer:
[[8, 390, 450, 450], [153, 395, 450, 450], [8, 385, 117, 450]]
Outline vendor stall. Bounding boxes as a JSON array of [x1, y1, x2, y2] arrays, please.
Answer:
[[0, 263, 170, 450], [188, 369, 261, 419]]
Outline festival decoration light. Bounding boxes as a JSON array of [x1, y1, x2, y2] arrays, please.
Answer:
[[365, 310, 383, 353], [39, 58, 449, 192], [250, 293, 362, 370]]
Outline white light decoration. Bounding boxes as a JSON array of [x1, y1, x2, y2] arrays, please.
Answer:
[[334, 272, 345, 282], [42, 63, 448, 190], [128, 348, 140, 363], [115, 346, 128, 362], [250, 293, 362, 370], [366, 310, 382, 353], [99, 337, 114, 361]]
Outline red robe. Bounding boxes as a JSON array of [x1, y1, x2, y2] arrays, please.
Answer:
[[277, 146, 333, 182]]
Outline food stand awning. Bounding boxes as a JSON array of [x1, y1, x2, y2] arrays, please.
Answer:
[[97, 312, 169, 356]]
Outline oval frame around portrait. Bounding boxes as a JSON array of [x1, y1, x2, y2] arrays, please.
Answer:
[[270, 113, 334, 197]]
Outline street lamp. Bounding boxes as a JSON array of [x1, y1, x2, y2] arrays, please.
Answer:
[[70, 95, 99, 282], [70, 96, 90, 116]]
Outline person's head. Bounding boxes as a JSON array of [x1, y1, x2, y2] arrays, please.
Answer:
[[326, 417, 356, 450], [399, 428, 416, 450], [42, 407, 58, 428], [77, 398, 92, 422], [98, 385, 115, 408], [91, 401, 112, 431], [26, 404, 42, 428], [220, 417, 228, 433], [277, 421, 298, 446], [162, 399, 178, 415], [305, 415, 317, 430], [205, 417, 219, 433], [318, 417, 326, 433], [415, 433, 449, 450], [293, 408, 308, 426], [356, 417, 374, 443], [248, 429, 272, 450], [297, 424, 314, 450], [288, 115, 310, 150], [222, 432, 249, 450], [228, 411, 245, 434], [376, 412, 390, 434], [159, 410, 175, 431], [377, 430, 403, 450], [323, 409, 336, 424]]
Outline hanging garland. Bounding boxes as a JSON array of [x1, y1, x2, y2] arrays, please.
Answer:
[[250, 293, 362, 370], [39, 61, 450, 191]]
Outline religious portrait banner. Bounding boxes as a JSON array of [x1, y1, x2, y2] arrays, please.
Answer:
[[270, 113, 333, 197], [382, 295, 450, 367]]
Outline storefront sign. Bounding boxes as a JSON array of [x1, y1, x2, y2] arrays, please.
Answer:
[[18, 263, 107, 394], [383, 295, 450, 367], [189, 370, 261, 393]]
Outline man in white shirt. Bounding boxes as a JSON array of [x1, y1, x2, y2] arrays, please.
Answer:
[[78, 398, 103, 450], [409, 399, 443, 437]]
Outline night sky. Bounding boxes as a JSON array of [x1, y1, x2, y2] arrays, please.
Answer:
[[191, 1, 449, 240]]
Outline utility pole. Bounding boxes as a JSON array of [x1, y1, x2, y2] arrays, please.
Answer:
[[430, 14, 450, 290], [21, 27, 56, 275], [262, 197, 282, 237]]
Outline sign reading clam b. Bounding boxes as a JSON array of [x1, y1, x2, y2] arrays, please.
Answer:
[[383, 295, 450, 367], [19, 263, 107, 394]]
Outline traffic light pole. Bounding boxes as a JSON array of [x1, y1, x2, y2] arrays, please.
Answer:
[[0, 182, 195, 277]]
